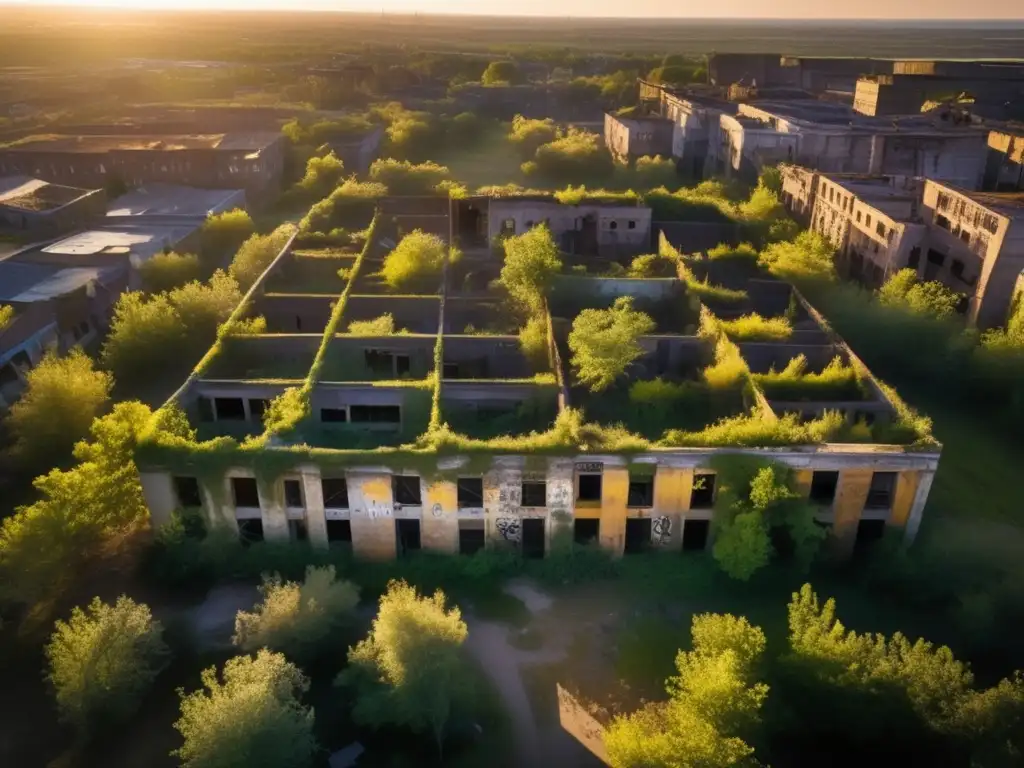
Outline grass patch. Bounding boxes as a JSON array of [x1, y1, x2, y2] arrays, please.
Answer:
[[754, 355, 867, 402], [718, 313, 792, 342]]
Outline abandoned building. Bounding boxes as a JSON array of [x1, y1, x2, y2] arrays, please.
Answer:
[[0, 132, 283, 203], [134, 194, 940, 564], [0, 175, 105, 237], [984, 127, 1024, 192], [603, 112, 674, 162], [781, 164, 1024, 328], [707, 53, 893, 94]]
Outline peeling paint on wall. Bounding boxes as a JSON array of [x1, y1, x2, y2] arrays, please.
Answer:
[[495, 517, 521, 542]]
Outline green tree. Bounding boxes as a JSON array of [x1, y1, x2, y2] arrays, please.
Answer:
[[629, 252, 677, 277], [368, 158, 452, 196], [0, 304, 13, 331], [6, 348, 112, 469], [878, 268, 962, 319], [633, 155, 679, 190], [507, 115, 558, 158], [200, 209, 255, 267], [139, 251, 202, 293], [518, 315, 549, 368], [233, 566, 359, 664], [568, 296, 655, 392], [528, 128, 614, 184], [336, 580, 472, 757], [606, 612, 767, 768], [758, 166, 783, 194], [499, 223, 562, 314], [46, 596, 169, 737], [294, 151, 345, 200], [174, 650, 316, 768], [229, 224, 296, 291], [759, 231, 837, 284], [481, 60, 522, 85], [381, 230, 451, 292]]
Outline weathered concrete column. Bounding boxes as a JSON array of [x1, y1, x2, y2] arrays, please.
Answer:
[[422, 479, 458, 554], [903, 470, 935, 545], [485, 465, 523, 550], [546, 459, 574, 553], [139, 471, 176, 529], [258, 478, 290, 543], [832, 468, 872, 558], [599, 467, 629, 557], [202, 473, 238, 530], [347, 473, 397, 560], [651, 465, 691, 550], [299, 468, 328, 549], [890, 470, 921, 529]]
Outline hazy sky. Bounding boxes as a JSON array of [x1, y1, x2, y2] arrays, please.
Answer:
[[4, 0, 1024, 18]]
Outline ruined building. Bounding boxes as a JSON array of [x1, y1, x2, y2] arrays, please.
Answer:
[[134, 194, 939, 563]]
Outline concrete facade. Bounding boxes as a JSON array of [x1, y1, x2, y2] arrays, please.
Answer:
[[487, 199, 652, 257], [984, 129, 1024, 192], [603, 113, 674, 162]]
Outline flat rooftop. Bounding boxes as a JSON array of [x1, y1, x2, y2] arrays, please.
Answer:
[[0, 176, 97, 212], [826, 175, 920, 202], [959, 190, 1024, 215], [0, 132, 281, 154], [744, 100, 986, 133], [106, 183, 244, 219], [31, 222, 198, 261], [0, 261, 118, 303]]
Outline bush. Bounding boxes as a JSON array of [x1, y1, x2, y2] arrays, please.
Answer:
[[233, 566, 359, 663], [336, 580, 472, 756], [174, 650, 317, 768], [759, 231, 837, 284], [633, 155, 679, 189], [348, 313, 396, 335], [499, 223, 562, 314], [529, 129, 614, 184], [381, 230, 449, 292], [368, 158, 452, 195], [228, 224, 296, 290], [46, 596, 169, 737], [507, 114, 558, 158], [518, 315, 550, 369], [293, 151, 345, 200], [200, 209, 255, 266], [299, 178, 383, 237], [629, 252, 677, 277], [138, 251, 201, 293], [6, 348, 112, 469], [878, 268, 962, 319], [569, 296, 655, 392], [753, 355, 865, 402], [0, 303, 13, 330], [718, 313, 792, 342], [481, 60, 523, 85]]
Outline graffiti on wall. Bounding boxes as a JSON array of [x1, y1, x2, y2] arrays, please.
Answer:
[[365, 501, 393, 520], [495, 517, 522, 542], [498, 483, 521, 516], [652, 516, 672, 546]]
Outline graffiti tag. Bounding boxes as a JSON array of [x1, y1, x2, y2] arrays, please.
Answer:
[[652, 516, 672, 546], [495, 517, 521, 543]]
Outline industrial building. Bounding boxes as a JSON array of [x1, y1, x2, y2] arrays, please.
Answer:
[[853, 61, 1024, 117], [781, 164, 1024, 328], [0, 132, 283, 203], [0, 175, 105, 237], [603, 112, 674, 162], [135, 195, 940, 563], [984, 127, 1024, 191]]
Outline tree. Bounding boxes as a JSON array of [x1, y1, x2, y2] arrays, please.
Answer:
[[528, 129, 614, 184], [481, 60, 522, 85], [294, 151, 345, 200], [368, 158, 452, 196], [381, 230, 450, 292], [507, 115, 558, 158], [336, 580, 472, 757], [606, 612, 767, 768], [347, 314, 396, 335], [518, 315, 549, 368], [46, 596, 169, 737], [759, 231, 837, 284], [174, 650, 316, 768], [6, 348, 112, 469], [229, 224, 296, 291], [878, 269, 962, 319], [0, 402, 176, 613], [200, 209, 255, 266], [499, 223, 562, 314], [568, 296, 655, 392], [233, 566, 359, 664], [633, 155, 679, 190], [139, 251, 202, 293], [629, 252, 677, 278]]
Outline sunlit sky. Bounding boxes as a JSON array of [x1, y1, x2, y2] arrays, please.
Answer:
[[3, 0, 1023, 19]]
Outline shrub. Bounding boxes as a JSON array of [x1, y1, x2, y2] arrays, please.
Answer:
[[529, 129, 613, 183], [6, 348, 112, 469], [568, 296, 655, 392], [753, 355, 865, 402], [200, 209, 255, 266], [481, 60, 523, 85], [139, 251, 202, 293], [708, 242, 759, 261], [368, 158, 452, 196], [337, 580, 472, 755], [0, 303, 13, 330], [299, 178, 383, 236], [294, 151, 345, 200], [518, 315, 549, 369], [629, 252, 677, 277], [348, 313, 396, 335], [46, 596, 168, 737], [174, 650, 316, 768], [878, 268, 962, 319], [633, 155, 679, 189], [261, 388, 308, 436], [228, 224, 296, 290], [381, 230, 449, 292], [508, 114, 558, 157], [233, 566, 359, 663], [499, 223, 562, 314], [759, 231, 837, 284], [718, 313, 792, 342]]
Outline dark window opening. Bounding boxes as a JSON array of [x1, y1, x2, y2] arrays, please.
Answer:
[[809, 471, 839, 506], [682, 519, 710, 551], [624, 518, 652, 554], [289, 518, 308, 542], [927, 249, 946, 266], [690, 474, 716, 509], [908, 247, 921, 268], [231, 477, 260, 508], [855, 519, 886, 554], [443, 363, 460, 378], [10, 351, 30, 369], [866, 471, 897, 510], [248, 399, 268, 423], [350, 405, 401, 424], [197, 396, 214, 422], [321, 408, 348, 423], [628, 220, 636, 230], [876, 221, 886, 237], [522, 518, 545, 559], [0, 364, 18, 387], [627, 477, 654, 508], [238, 518, 264, 545], [574, 518, 600, 546], [577, 474, 602, 502], [521, 481, 547, 508], [393, 475, 422, 506], [364, 349, 395, 377], [959, 229, 971, 244], [326, 519, 352, 543], [321, 478, 349, 508], [609, 220, 618, 230], [951, 259, 965, 279], [215, 397, 246, 421], [396, 355, 411, 377], [284, 479, 303, 508], [936, 213, 950, 230], [396, 519, 421, 555], [173, 476, 202, 508], [459, 520, 485, 555], [457, 478, 483, 508]]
